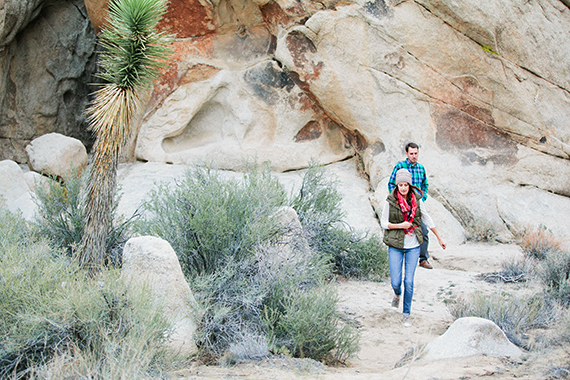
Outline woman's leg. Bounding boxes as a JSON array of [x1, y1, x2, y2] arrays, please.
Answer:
[[402, 246, 421, 316], [388, 247, 404, 297]]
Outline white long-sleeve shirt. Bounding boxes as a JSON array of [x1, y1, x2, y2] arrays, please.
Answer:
[[380, 200, 435, 249]]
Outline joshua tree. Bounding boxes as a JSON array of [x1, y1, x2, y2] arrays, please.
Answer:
[[80, 0, 171, 271]]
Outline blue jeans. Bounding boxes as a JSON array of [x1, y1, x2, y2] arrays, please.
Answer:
[[388, 246, 421, 316]]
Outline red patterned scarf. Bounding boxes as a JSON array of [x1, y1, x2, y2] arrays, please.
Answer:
[[396, 191, 417, 236]]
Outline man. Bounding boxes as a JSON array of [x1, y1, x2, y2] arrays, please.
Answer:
[[388, 142, 432, 269]]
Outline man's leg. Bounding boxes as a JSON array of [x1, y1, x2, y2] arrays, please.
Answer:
[[419, 220, 432, 268]]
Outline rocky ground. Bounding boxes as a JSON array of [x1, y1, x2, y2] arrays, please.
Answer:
[[170, 242, 568, 380]]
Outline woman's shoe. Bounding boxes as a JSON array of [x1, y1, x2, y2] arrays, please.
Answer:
[[391, 296, 400, 310]]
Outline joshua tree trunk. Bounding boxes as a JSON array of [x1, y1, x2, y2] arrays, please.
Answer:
[[79, 0, 170, 272], [80, 142, 118, 269], [80, 86, 138, 269]]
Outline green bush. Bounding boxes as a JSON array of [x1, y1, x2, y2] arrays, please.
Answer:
[[137, 164, 287, 277], [33, 169, 134, 265], [263, 283, 358, 363], [138, 163, 360, 363], [448, 291, 556, 348], [0, 208, 174, 379], [259, 240, 357, 363], [291, 162, 388, 281], [290, 160, 344, 234], [324, 229, 388, 281]]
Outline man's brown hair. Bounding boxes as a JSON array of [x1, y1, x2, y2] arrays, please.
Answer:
[[405, 142, 419, 152]]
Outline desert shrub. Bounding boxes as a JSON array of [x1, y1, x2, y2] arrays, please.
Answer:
[[139, 163, 360, 363], [478, 257, 534, 284], [540, 249, 570, 306], [263, 282, 358, 363], [191, 257, 272, 362], [33, 168, 134, 265], [190, 233, 358, 364], [290, 160, 344, 235], [136, 164, 287, 277], [449, 291, 557, 348], [0, 208, 174, 379], [548, 365, 570, 380], [291, 162, 388, 281], [191, 241, 356, 364], [520, 226, 562, 260], [465, 219, 498, 242], [325, 229, 388, 281], [259, 240, 357, 364]]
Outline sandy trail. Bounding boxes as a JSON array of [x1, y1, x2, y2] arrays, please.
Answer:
[[173, 242, 557, 380]]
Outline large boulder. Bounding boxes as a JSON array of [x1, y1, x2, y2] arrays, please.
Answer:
[[423, 317, 523, 360], [9, 0, 567, 242], [25, 133, 88, 178], [122, 236, 199, 356]]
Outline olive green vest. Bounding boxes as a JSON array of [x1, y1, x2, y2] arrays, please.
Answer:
[[383, 190, 423, 249]]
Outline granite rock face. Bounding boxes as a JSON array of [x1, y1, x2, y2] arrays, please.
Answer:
[[78, 0, 570, 238], [0, 0, 97, 163], [0, 0, 45, 47], [4, 0, 570, 238]]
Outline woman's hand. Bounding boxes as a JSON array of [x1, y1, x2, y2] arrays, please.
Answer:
[[400, 222, 412, 229]]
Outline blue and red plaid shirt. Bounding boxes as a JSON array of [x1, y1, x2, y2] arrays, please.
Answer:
[[388, 159, 428, 201]]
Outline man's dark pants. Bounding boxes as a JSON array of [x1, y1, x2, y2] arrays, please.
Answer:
[[420, 220, 429, 262]]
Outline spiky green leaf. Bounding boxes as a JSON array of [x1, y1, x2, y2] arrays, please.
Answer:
[[98, 0, 172, 89]]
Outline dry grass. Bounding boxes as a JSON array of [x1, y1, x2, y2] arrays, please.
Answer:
[[519, 227, 562, 260], [465, 219, 498, 242]]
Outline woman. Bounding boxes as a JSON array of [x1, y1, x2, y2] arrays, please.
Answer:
[[381, 168, 446, 327]]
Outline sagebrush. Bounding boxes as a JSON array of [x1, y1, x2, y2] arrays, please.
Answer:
[[291, 161, 388, 281], [138, 162, 375, 363], [540, 249, 570, 306], [0, 208, 175, 379], [449, 291, 556, 348], [33, 168, 134, 266]]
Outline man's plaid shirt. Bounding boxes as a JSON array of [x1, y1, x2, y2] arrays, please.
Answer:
[[388, 159, 429, 201]]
